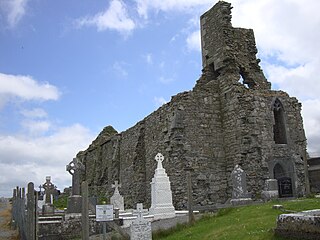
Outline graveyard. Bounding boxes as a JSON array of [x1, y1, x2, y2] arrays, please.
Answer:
[[7, 1, 320, 240]]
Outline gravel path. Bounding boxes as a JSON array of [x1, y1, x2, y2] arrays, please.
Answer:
[[0, 202, 19, 240]]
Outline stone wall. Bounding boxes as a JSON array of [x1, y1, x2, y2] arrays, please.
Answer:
[[76, 1, 308, 209]]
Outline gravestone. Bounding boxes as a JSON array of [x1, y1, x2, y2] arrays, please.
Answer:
[[261, 179, 279, 201], [66, 157, 85, 213], [149, 153, 175, 220], [42, 176, 55, 214], [230, 165, 252, 206], [131, 203, 152, 240], [278, 177, 293, 197], [110, 181, 124, 211]]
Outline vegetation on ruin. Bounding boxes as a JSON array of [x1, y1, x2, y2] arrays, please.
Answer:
[[153, 197, 320, 240], [53, 194, 68, 209]]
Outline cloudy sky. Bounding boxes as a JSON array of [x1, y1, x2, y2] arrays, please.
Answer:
[[0, 0, 319, 197]]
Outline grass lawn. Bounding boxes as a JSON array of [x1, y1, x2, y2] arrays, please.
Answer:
[[153, 198, 320, 240]]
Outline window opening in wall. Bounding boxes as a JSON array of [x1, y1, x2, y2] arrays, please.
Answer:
[[238, 74, 249, 88], [273, 163, 285, 179], [273, 99, 287, 144]]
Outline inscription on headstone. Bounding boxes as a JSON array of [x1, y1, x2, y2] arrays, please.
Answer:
[[230, 165, 252, 206], [278, 177, 293, 197], [131, 203, 151, 240]]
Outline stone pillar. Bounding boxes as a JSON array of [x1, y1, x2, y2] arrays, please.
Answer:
[[81, 181, 89, 240], [185, 167, 195, 224], [149, 153, 175, 220], [66, 157, 85, 214], [27, 182, 36, 240]]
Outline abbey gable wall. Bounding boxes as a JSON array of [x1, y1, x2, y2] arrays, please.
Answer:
[[76, 1, 308, 209]]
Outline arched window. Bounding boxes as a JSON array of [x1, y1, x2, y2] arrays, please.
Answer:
[[273, 163, 285, 179], [273, 99, 287, 144]]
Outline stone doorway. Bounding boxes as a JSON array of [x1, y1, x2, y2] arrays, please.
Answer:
[[273, 163, 293, 198]]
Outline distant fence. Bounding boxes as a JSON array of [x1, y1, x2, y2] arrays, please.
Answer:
[[12, 182, 37, 240]]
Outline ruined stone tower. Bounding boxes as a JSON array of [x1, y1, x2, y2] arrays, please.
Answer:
[[76, 1, 308, 208]]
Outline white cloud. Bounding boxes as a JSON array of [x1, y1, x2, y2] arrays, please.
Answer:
[[76, 0, 135, 34], [0, 0, 28, 28], [159, 76, 174, 84], [154, 96, 167, 107], [21, 119, 51, 135], [112, 61, 128, 77], [135, 0, 213, 19], [0, 124, 95, 197], [0, 73, 60, 107], [20, 108, 48, 119], [186, 30, 200, 51], [143, 53, 153, 64], [301, 99, 320, 156]]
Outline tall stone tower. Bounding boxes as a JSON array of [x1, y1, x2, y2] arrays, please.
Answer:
[[76, 1, 308, 209]]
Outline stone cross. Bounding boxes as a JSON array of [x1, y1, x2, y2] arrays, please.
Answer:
[[66, 157, 85, 195], [155, 153, 164, 169], [42, 176, 55, 204], [110, 180, 124, 210], [133, 203, 148, 222], [112, 181, 121, 195]]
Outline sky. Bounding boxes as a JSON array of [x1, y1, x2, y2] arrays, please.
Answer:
[[0, 0, 320, 197]]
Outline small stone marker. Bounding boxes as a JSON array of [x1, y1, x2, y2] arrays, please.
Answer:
[[230, 165, 252, 206], [261, 179, 279, 201], [110, 181, 124, 211], [131, 203, 152, 240]]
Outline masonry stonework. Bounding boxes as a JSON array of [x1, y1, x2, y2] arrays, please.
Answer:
[[76, 1, 308, 209]]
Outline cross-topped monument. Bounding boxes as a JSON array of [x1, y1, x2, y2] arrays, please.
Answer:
[[42, 176, 55, 204], [110, 180, 124, 211], [149, 153, 176, 220], [66, 157, 85, 214], [41, 176, 55, 215], [66, 157, 85, 195], [112, 181, 121, 195], [133, 203, 148, 222], [155, 152, 164, 169]]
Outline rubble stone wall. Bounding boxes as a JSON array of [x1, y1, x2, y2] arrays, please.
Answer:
[[77, 1, 307, 209]]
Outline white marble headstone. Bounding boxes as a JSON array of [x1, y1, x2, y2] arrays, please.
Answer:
[[149, 153, 175, 220], [130, 203, 152, 240], [110, 181, 124, 211]]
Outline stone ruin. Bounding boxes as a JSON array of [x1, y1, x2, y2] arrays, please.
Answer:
[[75, 1, 308, 209]]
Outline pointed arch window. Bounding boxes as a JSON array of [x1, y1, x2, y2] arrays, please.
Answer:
[[273, 99, 287, 144]]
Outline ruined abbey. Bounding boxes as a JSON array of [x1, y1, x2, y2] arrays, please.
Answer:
[[76, 1, 308, 209]]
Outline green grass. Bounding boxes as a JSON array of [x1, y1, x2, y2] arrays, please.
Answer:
[[153, 198, 320, 240]]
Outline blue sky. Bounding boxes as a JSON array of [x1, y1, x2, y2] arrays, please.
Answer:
[[0, 0, 320, 197]]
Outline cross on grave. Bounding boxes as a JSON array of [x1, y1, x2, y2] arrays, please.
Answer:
[[112, 181, 121, 195], [66, 157, 85, 195], [42, 176, 55, 204], [133, 203, 148, 222], [155, 153, 164, 169]]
